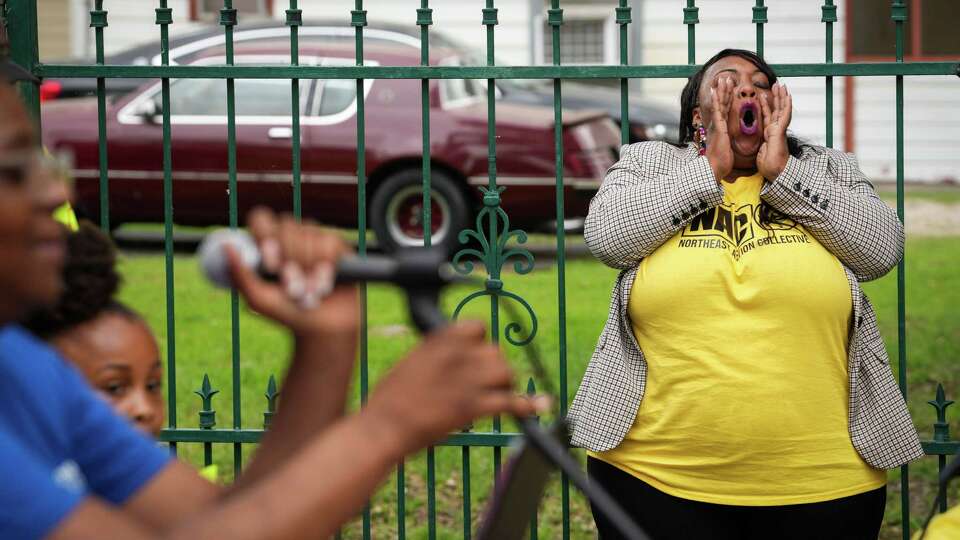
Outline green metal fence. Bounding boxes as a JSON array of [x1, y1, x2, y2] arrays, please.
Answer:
[[5, 1, 960, 538]]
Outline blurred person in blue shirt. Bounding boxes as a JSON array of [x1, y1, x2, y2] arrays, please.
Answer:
[[0, 57, 545, 539]]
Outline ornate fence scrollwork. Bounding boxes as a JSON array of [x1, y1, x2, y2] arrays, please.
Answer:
[[452, 185, 537, 347]]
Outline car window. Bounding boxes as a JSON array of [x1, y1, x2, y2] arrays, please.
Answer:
[[438, 57, 498, 107], [316, 79, 356, 116], [442, 78, 485, 103], [153, 77, 311, 117]]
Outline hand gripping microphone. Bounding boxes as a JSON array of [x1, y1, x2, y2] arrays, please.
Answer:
[[197, 229, 458, 333]]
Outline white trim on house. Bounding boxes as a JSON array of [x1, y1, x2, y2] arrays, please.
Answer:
[[69, 0, 87, 58], [532, 4, 623, 66]]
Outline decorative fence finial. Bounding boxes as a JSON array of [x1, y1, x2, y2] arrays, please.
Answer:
[[195, 374, 219, 429], [263, 375, 279, 430], [928, 383, 954, 442], [527, 378, 539, 422], [821, 2, 837, 23], [89, 1, 107, 29]]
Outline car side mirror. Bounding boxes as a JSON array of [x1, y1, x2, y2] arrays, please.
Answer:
[[134, 99, 161, 123]]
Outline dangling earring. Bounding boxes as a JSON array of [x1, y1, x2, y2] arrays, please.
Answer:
[[693, 123, 708, 156]]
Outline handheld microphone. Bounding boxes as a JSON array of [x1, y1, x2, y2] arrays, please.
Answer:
[[197, 229, 461, 332], [198, 229, 459, 290]]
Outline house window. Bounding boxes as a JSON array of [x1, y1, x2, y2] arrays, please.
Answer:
[[191, 0, 271, 21], [542, 18, 606, 64], [919, 1, 959, 55], [847, 0, 960, 59]]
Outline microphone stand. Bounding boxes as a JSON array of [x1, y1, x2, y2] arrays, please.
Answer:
[[398, 249, 649, 540], [918, 452, 960, 539], [516, 416, 650, 540]]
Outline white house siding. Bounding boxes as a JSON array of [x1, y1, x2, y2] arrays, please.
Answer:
[[639, 0, 958, 183], [639, 1, 847, 163], [274, 0, 534, 66], [54, 0, 206, 59], [37, 0, 72, 60], [852, 76, 960, 183]]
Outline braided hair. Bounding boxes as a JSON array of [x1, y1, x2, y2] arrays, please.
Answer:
[[22, 220, 140, 338]]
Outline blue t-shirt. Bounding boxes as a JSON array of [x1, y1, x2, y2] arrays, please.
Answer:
[[0, 325, 171, 539]]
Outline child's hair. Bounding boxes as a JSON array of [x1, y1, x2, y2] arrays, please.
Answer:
[[22, 220, 140, 338]]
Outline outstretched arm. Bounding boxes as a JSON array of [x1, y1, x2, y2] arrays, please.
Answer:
[[227, 210, 361, 485], [52, 321, 547, 540]]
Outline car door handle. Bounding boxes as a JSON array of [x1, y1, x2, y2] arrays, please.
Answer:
[[268, 127, 293, 139]]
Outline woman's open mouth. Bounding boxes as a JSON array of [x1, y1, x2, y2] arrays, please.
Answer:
[[740, 102, 758, 136]]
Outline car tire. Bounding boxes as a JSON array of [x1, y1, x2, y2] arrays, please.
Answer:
[[370, 169, 470, 255]]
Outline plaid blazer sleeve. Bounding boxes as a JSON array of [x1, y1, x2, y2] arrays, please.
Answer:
[[584, 142, 724, 270], [760, 146, 904, 282]]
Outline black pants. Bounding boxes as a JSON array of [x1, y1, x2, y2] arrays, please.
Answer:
[[588, 458, 886, 540]]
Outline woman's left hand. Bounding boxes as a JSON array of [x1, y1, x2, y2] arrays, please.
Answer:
[[757, 82, 793, 180]]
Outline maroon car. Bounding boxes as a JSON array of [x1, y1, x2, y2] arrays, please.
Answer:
[[41, 38, 620, 253]]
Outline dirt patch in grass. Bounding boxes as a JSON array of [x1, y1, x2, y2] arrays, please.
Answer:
[[903, 201, 960, 237]]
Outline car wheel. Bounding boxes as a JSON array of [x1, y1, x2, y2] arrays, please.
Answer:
[[370, 169, 469, 255]]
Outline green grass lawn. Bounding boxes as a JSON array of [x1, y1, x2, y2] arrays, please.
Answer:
[[117, 236, 959, 539], [877, 185, 960, 206]]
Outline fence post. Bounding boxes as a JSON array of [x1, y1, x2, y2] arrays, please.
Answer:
[[4, 0, 40, 128], [155, 0, 178, 456], [195, 374, 220, 467], [892, 1, 910, 537], [263, 375, 279, 430], [285, 0, 302, 220], [929, 385, 954, 513], [550, 3, 570, 538]]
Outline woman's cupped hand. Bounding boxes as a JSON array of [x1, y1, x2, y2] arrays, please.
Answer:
[[705, 76, 736, 182], [704, 77, 793, 182], [757, 82, 793, 180]]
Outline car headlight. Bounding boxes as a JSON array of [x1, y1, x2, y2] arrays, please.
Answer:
[[644, 123, 667, 140], [631, 122, 679, 143]]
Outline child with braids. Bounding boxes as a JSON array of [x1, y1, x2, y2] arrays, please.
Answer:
[[23, 221, 164, 437]]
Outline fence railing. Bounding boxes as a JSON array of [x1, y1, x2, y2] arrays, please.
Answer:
[[5, 1, 960, 538]]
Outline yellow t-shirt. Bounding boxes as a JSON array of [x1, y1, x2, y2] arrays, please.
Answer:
[[52, 202, 79, 232], [590, 173, 885, 506], [914, 504, 960, 540]]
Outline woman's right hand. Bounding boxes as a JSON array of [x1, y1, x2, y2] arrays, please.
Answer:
[[706, 76, 735, 182], [363, 321, 550, 455]]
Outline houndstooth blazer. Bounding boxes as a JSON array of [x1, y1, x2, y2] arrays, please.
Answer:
[[567, 141, 924, 470]]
